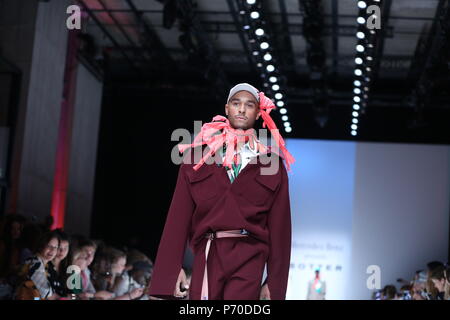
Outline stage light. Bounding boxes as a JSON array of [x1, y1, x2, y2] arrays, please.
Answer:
[[255, 28, 264, 36], [252, 51, 259, 55], [357, 17, 366, 24], [285, 126, 292, 133], [353, 111, 359, 117], [356, 44, 365, 52], [358, 1, 367, 9], [277, 101, 284, 107], [351, 124, 358, 130], [257, 63, 262, 67], [260, 42, 269, 49], [351, 130, 357, 136], [282, 115, 288, 121], [356, 31, 365, 39], [355, 57, 363, 64], [272, 84, 280, 91], [355, 69, 363, 76], [364, 86, 369, 91], [275, 93, 283, 99], [280, 108, 287, 114], [366, 67, 372, 72], [246, 0, 256, 4], [263, 53, 272, 61], [240, 10, 245, 15], [352, 118, 359, 124], [269, 76, 277, 83], [266, 64, 275, 72], [284, 122, 291, 127], [250, 11, 260, 19], [354, 96, 361, 103], [243, 25, 250, 30], [354, 80, 362, 87], [367, 56, 373, 61], [354, 88, 362, 95], [353, 104, 360, 110]]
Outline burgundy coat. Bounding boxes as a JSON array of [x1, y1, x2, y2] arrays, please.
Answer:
[[149, 150, 292, 300]]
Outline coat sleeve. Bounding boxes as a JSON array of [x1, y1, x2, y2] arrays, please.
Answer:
[[148, 163, 195, 299], [265, 161, 292, 300]]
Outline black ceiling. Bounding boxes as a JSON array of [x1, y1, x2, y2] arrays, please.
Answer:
[[76, 0, 450, 144]]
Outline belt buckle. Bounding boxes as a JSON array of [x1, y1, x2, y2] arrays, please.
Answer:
[[241, 229, 249, 235]]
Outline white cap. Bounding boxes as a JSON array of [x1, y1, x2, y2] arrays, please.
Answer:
[[227, 83, 260, 103]]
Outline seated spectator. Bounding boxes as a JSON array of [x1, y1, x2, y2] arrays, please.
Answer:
[[426, 260, 444, 299], [0, 214, 27, 280], [0, 214, 27, 299], [444, 264, 450, 300], [92, 247, 144, 300], [380, 285, 397, 300], [411, 271, 428, 300], [398, 284, 413, 300], [64, 239, 112, 300], [65, 245, 95, 299], [15, 231, 62, 300], [114, 260, 152, 300], [52, 230, 70, 297], [18, 223, 42, 265], [429, 265, 446, 300], [78, 238, 99, 296]]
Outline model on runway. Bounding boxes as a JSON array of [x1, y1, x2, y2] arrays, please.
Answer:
[[148, 83, 295, 300]]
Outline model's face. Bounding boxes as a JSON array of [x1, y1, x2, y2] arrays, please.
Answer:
[[225, 91, 260, 130]]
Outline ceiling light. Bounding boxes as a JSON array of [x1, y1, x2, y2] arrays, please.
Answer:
[[263, 53, 272, 61], [260, 42, 269, 49], [255, 28, 264, 36], [250, 11, 260, 19]]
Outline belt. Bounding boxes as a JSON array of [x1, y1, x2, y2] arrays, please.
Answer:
[[201, 229, 250, 300]]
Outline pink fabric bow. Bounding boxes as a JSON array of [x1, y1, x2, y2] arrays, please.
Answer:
[[178, 92, 295, 171], [178, 115, 265, 170], [258, 92, 295, 171]]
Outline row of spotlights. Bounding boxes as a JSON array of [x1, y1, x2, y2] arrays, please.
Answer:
[[242, 1, 291, 133]]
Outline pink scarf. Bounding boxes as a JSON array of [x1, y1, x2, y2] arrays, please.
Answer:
[[178, 92, 295, 171]]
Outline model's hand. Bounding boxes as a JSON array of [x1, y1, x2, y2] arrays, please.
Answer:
[[174, 268, 189, 298], [260, 283, 271, 300]]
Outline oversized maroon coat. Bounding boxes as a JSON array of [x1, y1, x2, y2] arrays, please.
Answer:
[[149, 150, 292, 300]]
